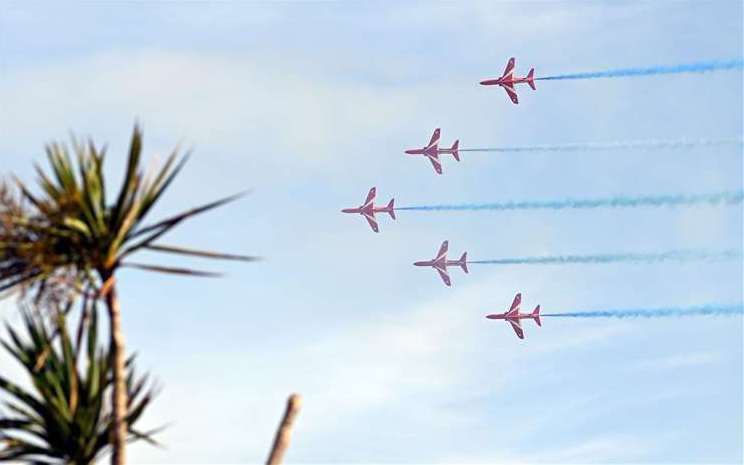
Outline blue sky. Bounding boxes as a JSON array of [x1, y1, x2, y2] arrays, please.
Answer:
[[0, 1, 742, 463]]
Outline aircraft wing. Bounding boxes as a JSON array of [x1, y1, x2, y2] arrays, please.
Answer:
[[427, 155, 443, 175], [509, 293, 522, 313], [436, 267, 452, 286], [502, 57, 516, 78], [363, 213, 379, 233], [427, 128, 441, 149], [508, 319, 525, 339], [364, 187, 376, 206], [502, 83, 519, 104], [436, 241, 449, 260]]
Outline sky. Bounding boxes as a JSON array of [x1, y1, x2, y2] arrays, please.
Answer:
[[0, 1, 742, 463]]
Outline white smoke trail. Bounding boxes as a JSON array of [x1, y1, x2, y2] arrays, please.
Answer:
[[459, 138, 743, 153], [537, 59, 743, 81], [396, 191, 744, 212], [543, 304, 742, 319], [468, 249, 742, 266]]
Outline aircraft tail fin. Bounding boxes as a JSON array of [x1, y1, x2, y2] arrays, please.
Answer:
[[527, 69, 536, 90], [532, 305, 541, 326], [458, 252, 469, 274], [386, 198, 396, 220], [451, 140, 460, 161]]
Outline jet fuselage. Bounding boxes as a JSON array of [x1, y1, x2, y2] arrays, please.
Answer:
[[479, 75, 533, 86], [413, 257, 462, 270], [486, 313, 536, 321]]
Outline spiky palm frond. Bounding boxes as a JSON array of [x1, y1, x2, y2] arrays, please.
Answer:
[[0, 304, 158, 463], [0, 125, 257, 298]]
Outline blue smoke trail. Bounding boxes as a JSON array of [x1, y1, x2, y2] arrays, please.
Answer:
[[396, 191, 743, 212], [468, 249, 742, 265], [543, 304, 743, 319], [537, 59, 743, 81], [459, 138, 743, 153]]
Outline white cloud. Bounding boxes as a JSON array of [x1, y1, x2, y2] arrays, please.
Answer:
[[443, 433, 654, 464], [126, 270, 631, 463], [0, 50, 449, 180], [521, 434, 652, 463], [631, 351, 723, 371], [129, 275, 515, 462]]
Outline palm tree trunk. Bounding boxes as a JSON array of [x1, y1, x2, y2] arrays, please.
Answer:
[[104, 279, 128, 465]]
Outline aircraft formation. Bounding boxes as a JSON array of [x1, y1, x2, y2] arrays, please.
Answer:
[[339, 57, 545, 339], [399, 59, 535, 175], [341, 56, 742, 340]]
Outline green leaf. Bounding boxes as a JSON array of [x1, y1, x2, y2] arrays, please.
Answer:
[[62, 217, 92, 237], [121, 191, 248, 259], [121, 262, 222, 277], [138, 151, 189, 224], [0, 306, 160, 461], [145, 244, 261, 262], [111, 125, 143, 231]]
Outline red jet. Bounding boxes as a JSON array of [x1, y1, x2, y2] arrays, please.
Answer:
[[404, 128, 460, 175], [342, 187, 395, 233], [480, 57, 536, 104], [486, 292, 541, 339], [414, 240, 468, 286]]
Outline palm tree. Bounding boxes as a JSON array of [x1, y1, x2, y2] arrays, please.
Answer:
[[0, 301, 158, 463], [0, 126, 257, 464]]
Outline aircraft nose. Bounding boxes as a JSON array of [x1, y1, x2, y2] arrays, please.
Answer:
[[413, 261, 424, 266], [485, 314, 497, 319]]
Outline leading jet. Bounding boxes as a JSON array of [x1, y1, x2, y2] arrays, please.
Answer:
[[341, 187, 395, 233]]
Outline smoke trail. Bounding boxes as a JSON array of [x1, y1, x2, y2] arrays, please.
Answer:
[[537, 59, 743, 81], [459, 138, 743, 153], [543, 304, 743, 319], [468, 249, 742, 266], [395, 190, 743, 212]]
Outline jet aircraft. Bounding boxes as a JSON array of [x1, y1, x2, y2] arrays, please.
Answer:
[[480, 57, 536, 104], [341, 187, 395, 233], [413, 240, 468, 286], [485, 292, 542, 339], [404, 128, 460, 174]]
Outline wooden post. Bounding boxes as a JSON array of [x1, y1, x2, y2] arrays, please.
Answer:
[[266, 393, 302, 465]]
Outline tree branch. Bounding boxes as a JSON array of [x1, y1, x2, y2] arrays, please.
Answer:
[[266, 393, 302, 465]]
